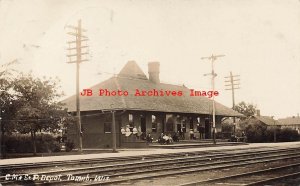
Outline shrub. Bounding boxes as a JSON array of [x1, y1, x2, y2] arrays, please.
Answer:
[[216, 132, 224, 139], [36, 136, 62, 153], [5, 135, 32, 153], [278, 128, 300, 142], [65, 140, 75, 152], [265, 128, 280, 142], [245, 123, 267, 142], [51, 141, 62, 152], [245, 124, 300, 143], [222, 123, 234, 133], [4, 134, 61, 153]]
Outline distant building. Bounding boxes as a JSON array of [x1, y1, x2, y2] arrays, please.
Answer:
[[249, 115, 279, 126], [278, 116, 300, 133], [246, 110, 280, 127], [248, 111, 300, 134], [62, 61, 242, 148]]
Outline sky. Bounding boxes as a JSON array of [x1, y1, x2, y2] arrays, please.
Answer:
[[0, 0, 299, 118]]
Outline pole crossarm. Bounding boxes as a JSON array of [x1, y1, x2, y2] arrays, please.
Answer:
[[201, 54, 225, 61], [65, 25, 87, 32], [225, 75, 240, 78], [67, 32, 88, 38], [225, 83, 240, 86], [66, 46, 89, 50], [67, 53, 89, 57], [67, 39, 89, 44], [225, 79, 240, 82], [225, 88, 240, 90], [67, 59, 89, 64]]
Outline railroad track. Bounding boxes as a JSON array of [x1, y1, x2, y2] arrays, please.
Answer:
[[0, 151, 202, 171], [1, 146, 300, 185], [180, 163, 300, 186], [92, 150, 300, 186], [0, 146, 285, 171], [0, 150, 229, 174]]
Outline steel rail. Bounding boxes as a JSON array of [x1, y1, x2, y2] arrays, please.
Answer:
[[246, 171, 300, 186], [17, 149, 299, 185], [86, 153, 300, 185], [180, 162, 300, 186], [2, 146, 300, 186], [7, 147, 299, 179], [0, 145, 277, 170], [0, 145, 283, 171]]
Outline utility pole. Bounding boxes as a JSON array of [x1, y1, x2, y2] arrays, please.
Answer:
[[201, 54, 225, 145], [66, 19, 89, 152], [224, 72, 240, 134], [271, 116, 277, 143], [0, 98, 3, 159], [112, 110, 117, 152]]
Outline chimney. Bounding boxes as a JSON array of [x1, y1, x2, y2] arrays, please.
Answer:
[[148, 62, 160, 83], [256, 109, 260, 117]]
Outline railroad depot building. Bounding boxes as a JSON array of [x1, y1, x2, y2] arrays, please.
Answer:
[[62, 61, 243, 148]]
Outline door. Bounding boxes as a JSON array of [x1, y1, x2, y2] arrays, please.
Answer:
[[141, 115, 146, 133], [177, 124, 182, 132], [205, 119, 211, 139]]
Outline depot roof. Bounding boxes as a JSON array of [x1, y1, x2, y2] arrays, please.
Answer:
[[62, 61, 243, 117]]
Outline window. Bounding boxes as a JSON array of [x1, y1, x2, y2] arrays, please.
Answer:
[[166, 114, 174, 131], [129, 113, 134, 131], [104, 122, 111, 133], [182, 118, 187, 133], [176, 116, 186, 133], [129, 114, 133, 123], [189, 117, 193, 131], [152, 115, 157, 132], [152, 123, 157, 132]]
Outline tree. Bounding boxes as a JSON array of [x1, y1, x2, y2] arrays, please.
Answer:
[[0, 60, 19, 157], [233, 101, 257, 118], [1, 60, 19, 132], [12, 73, 74, 155]]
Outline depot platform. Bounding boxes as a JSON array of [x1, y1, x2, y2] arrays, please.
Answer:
[[148, 139, 246, 149], [1, 142, 300, 166]]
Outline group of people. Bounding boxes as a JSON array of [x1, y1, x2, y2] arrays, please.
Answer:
[[158, 133, 175, 144], [143, 132, 181, 145]]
